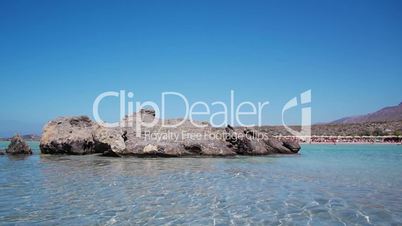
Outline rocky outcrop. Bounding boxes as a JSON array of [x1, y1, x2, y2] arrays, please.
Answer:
[[40, 116, 126, 155], [40, 116, 98, 155], [282, 140, 301, 153], [225, 127, 300, 155], [93, 127, 126, 156], [40, 110, 301, 157], [6, 134, 32, 155]]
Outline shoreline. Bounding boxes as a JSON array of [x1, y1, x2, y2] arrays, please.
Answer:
[[304, 142, 402, 145]]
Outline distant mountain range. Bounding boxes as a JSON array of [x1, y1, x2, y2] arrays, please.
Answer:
[[331, 102, 402, 124], [1, 102, 401, 139]]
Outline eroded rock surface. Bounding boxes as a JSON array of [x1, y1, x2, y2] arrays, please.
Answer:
[[40, 110, 301, 157], [6, 134, 32, 155], [40, 116, 98, 155], [40, 116, 127, 155]]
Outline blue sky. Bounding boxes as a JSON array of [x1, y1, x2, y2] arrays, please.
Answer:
[[1, 0, 402, 136]]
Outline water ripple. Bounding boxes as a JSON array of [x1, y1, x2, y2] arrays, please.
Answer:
[[0, 143, 402, 225]]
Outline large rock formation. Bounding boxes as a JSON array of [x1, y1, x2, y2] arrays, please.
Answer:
[[40, 110, 301, 157], [40, 116, 125, 155], [6, 134, 32, 155], [40, 116, 98, 155]]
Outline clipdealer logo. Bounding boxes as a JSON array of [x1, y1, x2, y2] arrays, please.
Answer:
[[92, 90, 311, 140]]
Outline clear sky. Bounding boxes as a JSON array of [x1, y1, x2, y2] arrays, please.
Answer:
[[1, 0, 402, 136]]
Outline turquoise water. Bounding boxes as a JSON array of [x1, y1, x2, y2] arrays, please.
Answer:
[[1, 142, 402, 225]]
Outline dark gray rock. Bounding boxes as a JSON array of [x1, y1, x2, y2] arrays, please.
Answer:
[[6, 134, 32, 155], [225, 126, 301, 155], [264, 138, 294, 154], [283, 140, 301, 153]]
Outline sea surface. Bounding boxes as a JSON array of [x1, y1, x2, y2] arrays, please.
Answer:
[[1, 142, 402, 225]]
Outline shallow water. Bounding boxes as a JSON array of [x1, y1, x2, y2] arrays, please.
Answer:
[[1, 142, 402, 225]]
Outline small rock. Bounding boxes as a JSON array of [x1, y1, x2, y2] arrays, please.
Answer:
[[6, 134, 32, 155], [283, 139, 301, 153], [143, 144, 158, 153]]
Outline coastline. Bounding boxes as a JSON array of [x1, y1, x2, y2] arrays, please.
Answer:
[[305, 142, 402, 145], [277, 135, 402, 146]]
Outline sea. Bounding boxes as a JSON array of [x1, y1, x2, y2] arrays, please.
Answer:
[[1, 142, 402, 225]]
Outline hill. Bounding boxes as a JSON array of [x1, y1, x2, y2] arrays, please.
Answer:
[[331, 102, 402, 124]]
